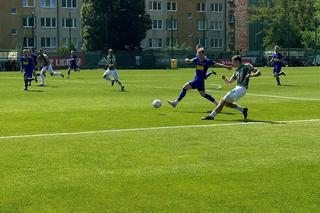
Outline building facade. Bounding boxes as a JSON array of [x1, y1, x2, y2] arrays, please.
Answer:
[[0, 0, 83, 52], [141, 0, 249, 53]]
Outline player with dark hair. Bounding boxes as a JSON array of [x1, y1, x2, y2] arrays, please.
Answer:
[[20, 49, 36, 91], [102, 49, 125, 91], [202, 55, 261, 120], [67, 50, 80, 78], [37, 49, 64, 86], [270, 45, 286, 86], [167, 48, 232, 108]]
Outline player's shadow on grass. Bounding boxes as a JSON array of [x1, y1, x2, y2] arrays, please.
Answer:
[[27, 90, 44, 93], [180, 111, 236, 114], [279, 84, 295, 87], [232, 119, 282, 124]]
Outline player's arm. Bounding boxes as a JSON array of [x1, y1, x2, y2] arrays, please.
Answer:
[[214, 62, 232, 70], [247, 64, 261, 78], [221, 74, 235, 84], [185, 57, 195, 64]]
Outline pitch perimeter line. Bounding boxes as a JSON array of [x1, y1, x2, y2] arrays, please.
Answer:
[[0, 119, 319, 140]]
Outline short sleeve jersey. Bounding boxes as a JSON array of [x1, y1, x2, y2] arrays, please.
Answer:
[[272, 52, 283, 68], [232, 63, 255, 89], [107, 55, 116, 70], [192, 57, 215, 80], [21, 56, 34, 73]]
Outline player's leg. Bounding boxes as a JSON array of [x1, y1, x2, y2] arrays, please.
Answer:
[[198, 81, 218, 105], [67, 67, 71, 78], [24, 73, 28, 90], [49, 64, 64, 78], [168, 82, 192, 107], [103, 69, 111, 80], [201, 99, 227, 120], [273, 68, 281, 85], [39, 66, 47, 86], [112, 70, 124, 91], [205, 70, 216, 79], [223, 86, 248, 119]]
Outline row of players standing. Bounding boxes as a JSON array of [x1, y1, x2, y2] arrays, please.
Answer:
[[20, 49, 80, 90]]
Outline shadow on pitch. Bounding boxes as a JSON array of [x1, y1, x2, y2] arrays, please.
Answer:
[[27, 89, 44, 93], [225, 118, 282, 124]]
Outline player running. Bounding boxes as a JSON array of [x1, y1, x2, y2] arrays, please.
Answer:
[[167, 47, 232, 108], [201, 55, 261, 120], [37, 49, 64, 86], [270, 45, 286, 86], [67, 50, 80, 78], [20, 49, 36, 91], [102, 49, 125, 91], [27, 48, 38, 85]]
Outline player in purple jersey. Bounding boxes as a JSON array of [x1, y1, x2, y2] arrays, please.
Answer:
[[20, 49, 36, 91], [168, 48, 232, 108], [27, 48, 38, 85], [67, 50, 80, 78], [270, 45, 286, 85]]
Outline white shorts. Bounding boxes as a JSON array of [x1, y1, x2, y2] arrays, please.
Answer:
[[41, 64, 53, 73], [223, 86, 247, 103], [103, 69, 119, 81]]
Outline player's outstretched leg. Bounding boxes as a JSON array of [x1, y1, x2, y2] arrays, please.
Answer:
[[51, 71, 64, 78], [67, 68, 71, 78], [39, 71, 46, 86]]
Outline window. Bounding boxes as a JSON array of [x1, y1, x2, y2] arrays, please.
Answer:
[[62, 0, 77, 8], [152, 20, 162, 29], [40, 0, 56, 8], [211, 21, 223, 30], [23, 17, 35, 28], [11, 29, 17, 35], [41, 37, 57, 48], [187, 31, 193, 37], [148, 38, 162, 48], [149, 1, 161, 11], [62, 18, 77, 28], [41, 17, 56, 28], [211, 38, 223, 48], [23, 37, 34, 48], [197, 20, 207, 30], [167, 2, 177, 11], [11, 8, 17, 14], [197, 38, 207, 48], [62, 37, 77, 47], [22, 0, 35, 7], [187, 12, 192, 19], [166, 37, 178, 47], [167, 19, 177, 30], [211, 3, 223, 12], [197, 3, 206, 12]]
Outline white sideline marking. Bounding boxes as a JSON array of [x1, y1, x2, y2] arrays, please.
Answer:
[[0, 119, 319, 140], [246, 93, 320, 101]]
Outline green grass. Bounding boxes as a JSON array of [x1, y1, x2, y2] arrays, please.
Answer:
[[0, 67, 319, 212]]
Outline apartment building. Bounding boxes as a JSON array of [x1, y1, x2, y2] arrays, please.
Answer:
[[142, 0, 249, 52], [0, 0, 83, 52]]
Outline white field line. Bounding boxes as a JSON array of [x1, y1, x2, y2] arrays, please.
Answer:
[[0, 119, 319, 140], [4, 76, 319, 101]]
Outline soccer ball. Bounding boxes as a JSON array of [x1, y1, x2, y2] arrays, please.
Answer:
[[152, 99, 161, 108]]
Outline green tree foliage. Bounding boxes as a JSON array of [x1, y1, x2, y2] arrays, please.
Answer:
[[250, 0, 320, 49], [81, 0, 151, 51]]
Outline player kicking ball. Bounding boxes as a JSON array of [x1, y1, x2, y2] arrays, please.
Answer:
[[102, 49, 125, 91], [167, 47, 231, 108], [201, 55, 261, 120]]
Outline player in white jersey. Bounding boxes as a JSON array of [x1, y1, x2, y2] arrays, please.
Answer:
[[37, 49, 64, 86], [102, 49, 124, 91]]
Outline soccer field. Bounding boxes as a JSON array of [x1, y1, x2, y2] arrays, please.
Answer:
[[0, 67, 319, 212]]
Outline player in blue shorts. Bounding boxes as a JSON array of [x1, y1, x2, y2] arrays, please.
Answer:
[[27, 48, 38, 85], [270, 45, 286, 85], [67, 50, 80, 78], [21, 49, 36, 91], [168, 47, 232, 108]]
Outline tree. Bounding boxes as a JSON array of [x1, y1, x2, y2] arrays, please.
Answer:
[[250, 0, 320, 49], [81, 0, 151, 51]]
